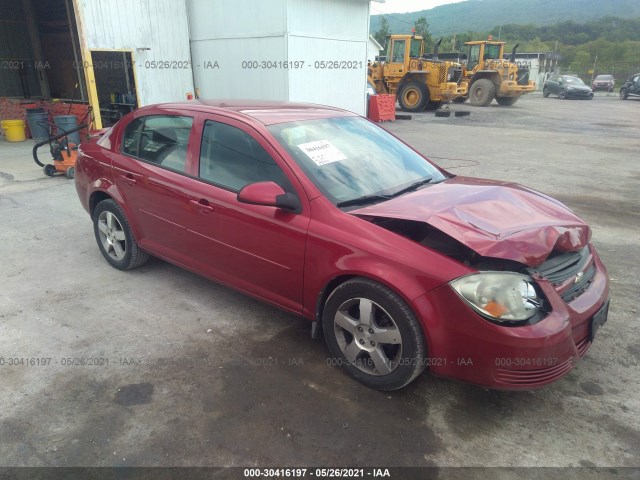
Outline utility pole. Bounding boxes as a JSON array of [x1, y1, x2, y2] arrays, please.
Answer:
[[590, 55, 598, 85]]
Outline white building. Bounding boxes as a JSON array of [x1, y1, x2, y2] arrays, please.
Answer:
[[367, 35, 384, 64], [512, 52, 561, 90], [0, 0, 379, 128], [188, 0, 378, 116]]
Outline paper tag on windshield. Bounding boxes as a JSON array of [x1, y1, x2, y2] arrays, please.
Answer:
[[298, 140, 347, 166]]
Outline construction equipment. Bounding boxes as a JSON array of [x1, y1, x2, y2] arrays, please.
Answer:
[[368, 35, 467, 112], [454, 38, 536, 106]]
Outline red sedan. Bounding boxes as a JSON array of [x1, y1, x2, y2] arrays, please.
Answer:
[[75, 100, 609, 390]]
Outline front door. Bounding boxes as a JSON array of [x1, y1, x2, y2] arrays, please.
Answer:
[[183, 116, 310, 313], [383, 38, 407, 79]]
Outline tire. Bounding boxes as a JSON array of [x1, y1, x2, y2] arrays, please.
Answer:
[[620, 88, 628, 100], [322, 277, 426, 390], [495, 96, 518, 106], [558, 88, 566, 99], [43, 164, 56, 176], [469, 79, 496, 106], [93, 199, 149, 271], [66, 167, 75, 179], [452, 96, 468, 103], [543, 87, 550, 98], [398, 82, 429, 112]]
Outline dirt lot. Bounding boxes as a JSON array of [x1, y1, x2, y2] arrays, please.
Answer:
[[0, 92, 638, 470]]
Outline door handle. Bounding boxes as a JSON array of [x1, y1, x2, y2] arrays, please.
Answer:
[[189, 199, 214, 213], [119, 173, 137, 186]]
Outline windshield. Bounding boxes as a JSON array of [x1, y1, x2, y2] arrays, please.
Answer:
[[563, 76, 585, 85], [484, 44, 502, 60], [268, 117, 447, 206], [595, 75, 612, 81]]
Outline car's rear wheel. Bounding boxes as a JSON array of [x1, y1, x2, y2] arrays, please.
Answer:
[[322, 278, 426, 390], [543, 87, 550, 98], [620, 88, 628, 100], [93, 199, 149, 270]]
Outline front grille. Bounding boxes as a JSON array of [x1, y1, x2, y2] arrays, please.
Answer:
[[494, 357, 575, 386], [526, 247, 594, 302], [452, 67, 463, 83], [517, 68, 530, 85], [576, 336, 591, 357], [560, 264, 596, 302]]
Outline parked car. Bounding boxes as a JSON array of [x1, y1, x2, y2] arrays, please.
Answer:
[[620, 73, 640, 100], [543, 75, 594, 99], [75, 100, 609, 391], [591, 74, 615, 92]]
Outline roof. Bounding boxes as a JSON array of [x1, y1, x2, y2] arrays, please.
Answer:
[[368, 35, 383, 50], [149, 99, 357, 126]]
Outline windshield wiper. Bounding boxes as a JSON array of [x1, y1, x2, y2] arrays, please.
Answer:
[[388, 177, 433, 198], [336, 194, 392, 208]]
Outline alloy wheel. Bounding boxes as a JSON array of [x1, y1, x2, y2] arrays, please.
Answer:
[[97, 211, 127, 261], [333, 297, 402, 376]]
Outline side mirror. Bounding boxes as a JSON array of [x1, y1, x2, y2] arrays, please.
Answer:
[[237, 181, 301, 213]]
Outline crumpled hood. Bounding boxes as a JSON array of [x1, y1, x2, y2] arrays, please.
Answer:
[[351, 176, 590, 267]]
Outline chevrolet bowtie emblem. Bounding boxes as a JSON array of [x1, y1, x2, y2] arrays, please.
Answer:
[[574, 271, 584, 284]]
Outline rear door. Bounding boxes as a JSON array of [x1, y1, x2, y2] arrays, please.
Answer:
[[631, 75, 640, 95], [183, 115, 310, 313], [112, 113, 198, 262]]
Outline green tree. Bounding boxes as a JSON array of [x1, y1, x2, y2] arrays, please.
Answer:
[[413, 16, 433, 48], [374, 17, 391, 48]]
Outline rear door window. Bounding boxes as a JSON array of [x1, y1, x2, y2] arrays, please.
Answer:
[[122, 115, 193, 173]]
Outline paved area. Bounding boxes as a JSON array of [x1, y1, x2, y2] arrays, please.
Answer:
[[0, 92, 638, 468]]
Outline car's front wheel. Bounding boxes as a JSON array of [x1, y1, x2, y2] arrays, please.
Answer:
[[543, 86, 550, 98], [93, 199, 149, 270], [323, 278, 427, 390], [620, 88, 628, 100], [558, 88, 566, 99]]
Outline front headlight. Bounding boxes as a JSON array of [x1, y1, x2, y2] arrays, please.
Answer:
[[450, 272, 542, 323]]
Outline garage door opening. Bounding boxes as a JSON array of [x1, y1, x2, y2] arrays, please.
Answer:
[[91, 50, 138, 127], [0, 0, 86, 101]]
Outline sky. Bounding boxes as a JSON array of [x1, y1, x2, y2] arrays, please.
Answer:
[[370, 0, 467, 14]]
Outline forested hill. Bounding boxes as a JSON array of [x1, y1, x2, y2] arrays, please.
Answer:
[[370, 0, 640, 37]]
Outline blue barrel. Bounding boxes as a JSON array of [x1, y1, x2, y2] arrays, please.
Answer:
[[53, 115, 80, 145], [26, 108, 50, 141]]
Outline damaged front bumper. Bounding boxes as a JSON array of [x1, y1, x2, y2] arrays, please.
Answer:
[[410, 246, 610, 389]]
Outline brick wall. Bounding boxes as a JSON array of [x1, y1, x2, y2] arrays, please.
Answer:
[[0, 98, 92, 138]]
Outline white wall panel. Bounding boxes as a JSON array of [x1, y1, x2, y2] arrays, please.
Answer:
[[288, 0, 369, 41], [187, 0, 370, 114], [188, 0, 286, 40], [77, 0, 194, 106], [288, 36, 367, 114], [191, 36, 288, 101]]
